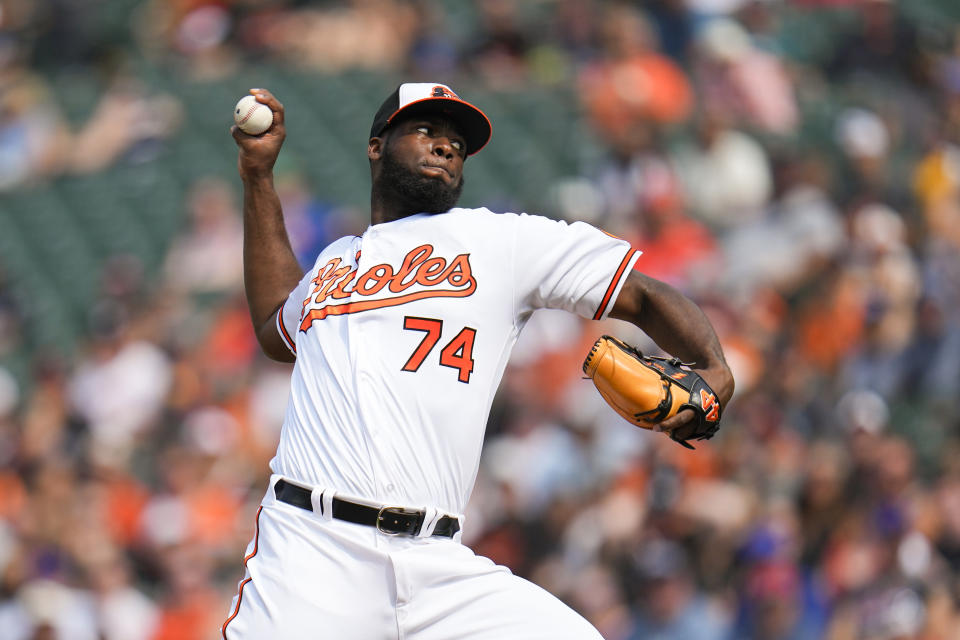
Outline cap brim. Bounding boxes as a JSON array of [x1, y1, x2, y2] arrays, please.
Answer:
[[385, 98, 492, 156]]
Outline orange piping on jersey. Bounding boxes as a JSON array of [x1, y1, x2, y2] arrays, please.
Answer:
[[593, 248, 638, 320], [277, 309, 296, 355], [242, 508, 262, 563], [222, 506, 262, 639], [299, 283, 477, 330]]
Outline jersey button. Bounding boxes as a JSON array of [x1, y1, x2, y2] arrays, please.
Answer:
[[386, 483, 395, 493]]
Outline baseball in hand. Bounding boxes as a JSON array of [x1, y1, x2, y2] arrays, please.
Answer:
[[234, 94, 273, 135]]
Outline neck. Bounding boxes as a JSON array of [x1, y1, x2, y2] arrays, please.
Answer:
[[370, 185, 420, 226]]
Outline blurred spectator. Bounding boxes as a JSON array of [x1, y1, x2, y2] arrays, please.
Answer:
[[135, 0, 240, 79], [798, 440, 852, 566], [462, 0, 532, 87], [733, 559, 827, 640], [578, 4, 692, 145], [826, 0, 927, 89], [736, 1, 787, 56], [693, 18, 799, 135], [0, 66, 71, 190], [162, 177, 244, 297], [138, 442, 243, 555], [82, 545, 160, 640], [588, 120, 676, 235], [912, 135, 960, 236], [913, 124, 960, 340], [16, 360, 73, 468], [839, 204, 921, 396], [0, 50, 181, 189], [717, 150, 844, 304], [542, 0, 603, 66], [673, 108, 773, 229], [0, 576, 99, 640], [795, 267, 868, 374], [483, 406, 592, 514], [68, 73, 183, 174], [624, 539, 731, 640], [645, 0, 695, 63], [406, 1, 460, 77], [67, 303, 173, 468], [249, 0, 418, 72], [719, 156, 844, 293], [567, 562, 634, 640], [832, 107, 914, 211], [149, 542, 221, 640], [622, 171, 719, 289], [276, 172, 361, 270]]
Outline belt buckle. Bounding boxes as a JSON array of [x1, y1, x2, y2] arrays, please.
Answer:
[[376, 506, 422, 536]]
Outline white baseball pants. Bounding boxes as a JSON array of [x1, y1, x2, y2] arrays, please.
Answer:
[[221, 477, 603, 639]]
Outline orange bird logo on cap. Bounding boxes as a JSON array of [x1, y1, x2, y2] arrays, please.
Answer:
[[432, 86, 458, 99]]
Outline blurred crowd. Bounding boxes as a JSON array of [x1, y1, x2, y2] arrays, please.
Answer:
[[3, 0, 960, 639]]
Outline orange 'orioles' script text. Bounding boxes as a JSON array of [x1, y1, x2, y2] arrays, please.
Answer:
[[299, 244, 476, 331]]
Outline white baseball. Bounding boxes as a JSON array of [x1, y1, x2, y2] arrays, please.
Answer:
[[234, 95, 273, 135]]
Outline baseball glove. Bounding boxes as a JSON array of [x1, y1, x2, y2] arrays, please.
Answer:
[[582, 335, 722, 449]]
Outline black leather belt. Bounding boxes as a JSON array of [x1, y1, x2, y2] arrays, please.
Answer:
[[274, 479, 460, 538]]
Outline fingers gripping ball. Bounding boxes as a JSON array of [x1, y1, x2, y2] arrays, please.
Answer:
[[582, 335, 722, 449], [234, 95, 273, 135]]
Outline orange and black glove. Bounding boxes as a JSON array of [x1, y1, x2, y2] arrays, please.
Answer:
[[582, 335, 722, 449]]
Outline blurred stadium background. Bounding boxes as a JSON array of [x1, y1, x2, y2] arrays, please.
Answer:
[[2, 0, 960, 638]]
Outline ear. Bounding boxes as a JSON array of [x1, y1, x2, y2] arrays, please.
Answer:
[[368, 137, 383, 162]]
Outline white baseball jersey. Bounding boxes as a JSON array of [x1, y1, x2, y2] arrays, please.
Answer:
[[272, 207, 639, 516]]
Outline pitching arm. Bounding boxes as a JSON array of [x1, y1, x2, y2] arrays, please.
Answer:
[[232, 89, 303, 363]]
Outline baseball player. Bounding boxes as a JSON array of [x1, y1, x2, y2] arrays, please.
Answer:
[[223, 83, 734, 639]]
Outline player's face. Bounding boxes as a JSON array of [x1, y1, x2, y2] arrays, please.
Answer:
[[389, 115, 467, 183], [377, 115, 467, 214]]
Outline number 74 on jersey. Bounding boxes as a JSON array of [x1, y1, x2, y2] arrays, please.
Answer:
[[401, 316, 476, 383]]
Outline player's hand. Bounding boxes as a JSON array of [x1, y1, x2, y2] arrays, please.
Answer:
[[655, 363, 734, 436], [232, 88, 286, 180]]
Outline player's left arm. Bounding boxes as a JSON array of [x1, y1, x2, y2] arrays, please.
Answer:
[[609, 270, 734, 433]]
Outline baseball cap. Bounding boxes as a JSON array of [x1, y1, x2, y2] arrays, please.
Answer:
[[370, 83, 492, 156]]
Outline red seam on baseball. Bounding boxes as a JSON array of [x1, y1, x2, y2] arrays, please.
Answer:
[[238, 103, 260, 126]]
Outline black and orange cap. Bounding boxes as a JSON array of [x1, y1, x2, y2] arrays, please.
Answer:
[[370, 83, 492, 156]]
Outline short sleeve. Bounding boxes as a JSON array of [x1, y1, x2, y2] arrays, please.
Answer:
[[512, 213, 640, 320], [276, 271, 313, 357]]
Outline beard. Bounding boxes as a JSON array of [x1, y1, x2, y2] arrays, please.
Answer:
[[376, 145, 464, 215]]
